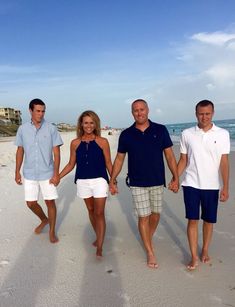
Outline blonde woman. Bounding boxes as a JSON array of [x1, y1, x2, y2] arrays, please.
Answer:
[[60, 110, 112, 258]]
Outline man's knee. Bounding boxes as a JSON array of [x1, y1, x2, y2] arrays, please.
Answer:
[[139, 215, 150, 224], [151, 212, 160, 219], [188, 219, 199, 227], [45, 199, 56, 207], [26, 201, 37, 209]]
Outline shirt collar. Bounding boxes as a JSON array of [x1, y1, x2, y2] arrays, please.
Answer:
[[131, 119, 152, 130], [30, 118, 45, 128], [195, 123, 218, 132]]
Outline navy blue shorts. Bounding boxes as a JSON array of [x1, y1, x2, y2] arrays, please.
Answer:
[[182, 186, 219, 223]]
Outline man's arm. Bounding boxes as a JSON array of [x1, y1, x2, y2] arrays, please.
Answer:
[[15, 146, 24, 185], [177, 153, 188, 177], [50, 146, 61, 186], [164, 147, 179, 193], [219, 154, 229, 202], [109, 152, 126, 195]]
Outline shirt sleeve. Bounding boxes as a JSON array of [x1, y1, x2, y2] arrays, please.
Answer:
[[117, 131, 128, 153], [180, 131, 187, 154], [51, 125, 64, 147], [222, 130, 230, 154], [14, 126, 23, 147], [162, 126, 173, 149]]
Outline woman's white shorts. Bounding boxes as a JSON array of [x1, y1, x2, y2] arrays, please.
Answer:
[[76, 177, 108, 199]]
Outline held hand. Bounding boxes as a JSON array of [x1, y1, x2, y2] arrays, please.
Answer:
[[50, 174, 60, 186], [168, 178, 179, 193], [219, 188, 229, 202], [109, 182, 118, 195], [15, 172, 22, 185]]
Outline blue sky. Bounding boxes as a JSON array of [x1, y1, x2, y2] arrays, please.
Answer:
[[0, 0, 235, 127]]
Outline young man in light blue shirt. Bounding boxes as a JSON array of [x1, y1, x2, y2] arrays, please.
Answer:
[[15, 99, 63, 243]]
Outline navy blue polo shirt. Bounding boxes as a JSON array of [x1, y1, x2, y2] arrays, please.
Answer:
[[118, 120, 173, 187]]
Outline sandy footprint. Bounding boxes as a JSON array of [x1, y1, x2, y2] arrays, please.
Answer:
[[179, 267, 195, 278], [209, 294, 222, 304], [117, 291, 131, 307], [0, 287, 15, 298], [0, 259, 10, 267]]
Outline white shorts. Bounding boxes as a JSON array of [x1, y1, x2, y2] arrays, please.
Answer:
[[76, 177, 108, 199], [24, 179, 58, 201]]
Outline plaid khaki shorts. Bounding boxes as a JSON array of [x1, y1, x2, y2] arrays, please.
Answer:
[[130, 185, 164, 217]]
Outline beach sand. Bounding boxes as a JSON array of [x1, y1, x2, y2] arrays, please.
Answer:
[[0, 131, 234, 307]]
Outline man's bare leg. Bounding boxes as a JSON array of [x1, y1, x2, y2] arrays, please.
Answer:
[[84, 197, 97, 246], [138, 216, 158, 268], [45, 199, 58, 243], [26, 201, 49, 234], [149, 213, 160, 249], [201, 221, 213, 263], [187, 219, 199, 270], [94, 198, 106, 258]]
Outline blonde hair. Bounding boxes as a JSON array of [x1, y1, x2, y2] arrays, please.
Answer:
[[77, 110, 101, 138]]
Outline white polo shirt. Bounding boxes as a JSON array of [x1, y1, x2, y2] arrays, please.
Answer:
[[180, 124, 230, 189]]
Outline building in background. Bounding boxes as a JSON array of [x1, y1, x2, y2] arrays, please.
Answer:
[[0, 107, 22, 125]]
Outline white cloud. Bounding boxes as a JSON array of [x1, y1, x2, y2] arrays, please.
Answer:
[[206, 83, 216, 91], [155, 108, 162, 115], [205, 64, 235, 85], [191, 31, 235, 46], [147, 28, 235, 123]]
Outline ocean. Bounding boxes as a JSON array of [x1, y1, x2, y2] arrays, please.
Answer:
[[165, 118, 235, 151]]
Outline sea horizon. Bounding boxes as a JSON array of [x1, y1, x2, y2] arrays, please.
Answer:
[[165, 118, 235, 151]]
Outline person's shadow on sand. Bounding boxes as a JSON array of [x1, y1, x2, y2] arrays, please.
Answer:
[[115, 174, 143, 250], [161, 199, 190, 264], [78, 216, 127, 306], [57, 174, 76, 231], [0, 233, 57, 306], [0, 176, 76, 306]]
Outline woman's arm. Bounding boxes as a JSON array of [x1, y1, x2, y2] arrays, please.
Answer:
[[101, 138, 113, 176]]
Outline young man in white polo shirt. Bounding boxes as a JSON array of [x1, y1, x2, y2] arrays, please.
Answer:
[[177, 100, 230, 270]]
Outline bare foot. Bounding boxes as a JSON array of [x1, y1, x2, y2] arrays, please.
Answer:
[[96, 248, 103, 260], [49, 232, 59, 244], [187, 258, 199, 271], [92, 240, 97, 247], [34, 219, 49, 234], [201, 254, 210, 264], [147, 254, 158, 269]]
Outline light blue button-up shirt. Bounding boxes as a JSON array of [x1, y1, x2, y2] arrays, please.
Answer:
[[15, 119, 63, 180]]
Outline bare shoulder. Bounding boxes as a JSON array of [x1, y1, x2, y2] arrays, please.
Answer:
[[71, 138, 81, 149], [95, 136, 109, 148]]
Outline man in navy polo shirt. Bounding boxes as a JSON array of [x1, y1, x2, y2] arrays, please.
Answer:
[[110, 99, 179, 268], [15, 99, 63, 243]]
